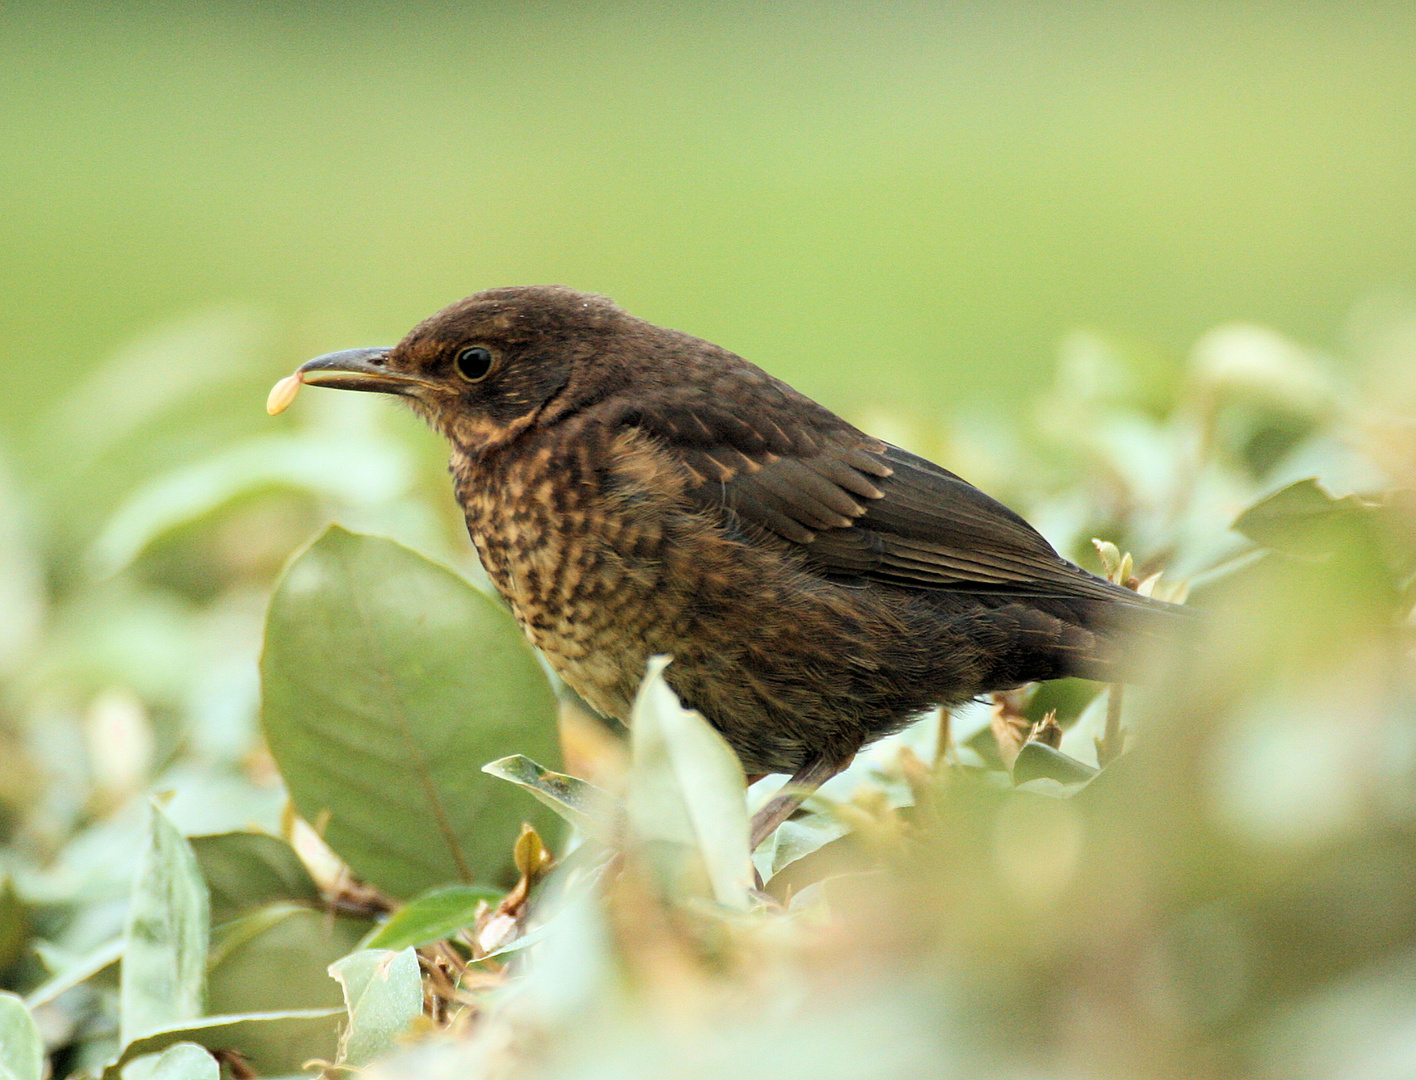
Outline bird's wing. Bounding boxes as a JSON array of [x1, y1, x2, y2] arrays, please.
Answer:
[[616, 389, 1139, 604]]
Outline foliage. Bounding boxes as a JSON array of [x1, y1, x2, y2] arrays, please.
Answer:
[[0, 305, 1411, 1078]]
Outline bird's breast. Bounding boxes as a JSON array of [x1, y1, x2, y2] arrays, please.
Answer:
[[450, 428, 697, 719]]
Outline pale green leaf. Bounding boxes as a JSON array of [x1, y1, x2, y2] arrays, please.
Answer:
[[87, 433, 414, 577], [0, 992, 43, 1080], [627, 656, 751, 909], [121, 1042, 218, 1080], [752, 813, 851, 883], [120, 802, 210, 1046], [328, 948, 423, 1067], [24, 937, 124, 1009]]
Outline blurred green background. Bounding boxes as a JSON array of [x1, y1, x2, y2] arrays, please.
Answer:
[[3, 0, 1414, 425]]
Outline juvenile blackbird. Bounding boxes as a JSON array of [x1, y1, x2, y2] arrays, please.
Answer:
[[275, 286, 1182, 846]]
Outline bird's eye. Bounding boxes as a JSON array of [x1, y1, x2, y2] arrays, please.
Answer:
[[455, 346, 494, 382]]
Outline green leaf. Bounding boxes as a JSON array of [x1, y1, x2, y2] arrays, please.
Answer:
[[101, 1009, 343, 1080], [627, 656, 751, 909], [24, 937, 124, 1009], [190, 832, 322, 926], [120, 802, 211, 1047], [0, 992, 43, 1080], [260, 525, 562, 898], [328, 948, 423, 1067], [1012, 742, 1100, 786], [0, 880, 28, 978], [208, 905, 371, 1017], [363, 885, 504, 951], [87, 434, 415, 577], [752, 813, 851, 884], [121, 1042, 218, 1080], [482, 755, 620, 840], [1232, 478, 1380, 560]]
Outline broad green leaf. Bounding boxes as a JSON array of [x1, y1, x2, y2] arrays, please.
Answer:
[[363, 884, 504, 950], [121, 1042, 217, 1080], [0, 992, 42, 1080], [120, 802, 210, 1047], [190, 832, 322, 926], [261, 526, 562, 898], [209, 907, 371, 1017], [627, 656, 751, 909], [328, 948, 423, 1067], [482, 755, 620, 840], [101, 1009, 342, 1080]]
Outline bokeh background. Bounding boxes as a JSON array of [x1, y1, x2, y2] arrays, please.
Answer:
[[7, 1, 1416, 416], [2, 2, 1416, 1076]]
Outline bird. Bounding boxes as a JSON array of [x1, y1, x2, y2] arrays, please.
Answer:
[[270, 285, 1184, 848]]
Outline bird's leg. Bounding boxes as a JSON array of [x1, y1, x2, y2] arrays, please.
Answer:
[[749, 753, 852, 851]]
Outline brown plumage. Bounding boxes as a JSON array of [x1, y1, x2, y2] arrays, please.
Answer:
[[287, 285, 1184, 845]]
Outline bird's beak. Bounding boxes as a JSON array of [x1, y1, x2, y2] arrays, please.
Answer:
[[296, 348, 435, 396]]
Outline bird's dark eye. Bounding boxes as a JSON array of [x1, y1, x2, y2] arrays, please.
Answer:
[[455, 346, 494, 382]]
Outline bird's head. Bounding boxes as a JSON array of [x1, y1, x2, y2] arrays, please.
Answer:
[[285, 285, 631, 451]]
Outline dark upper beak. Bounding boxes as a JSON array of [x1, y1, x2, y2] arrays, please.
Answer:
[[297, 348, 436, 395]]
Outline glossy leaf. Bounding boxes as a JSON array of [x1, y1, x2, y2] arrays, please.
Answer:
[[328, 948, 423, 1067], [363, 884, 504, 951], [627, 657, 751, 909], [120, 802, 210, 1047], [261, 526, 561, 898], [0, 992, 42, 1080]]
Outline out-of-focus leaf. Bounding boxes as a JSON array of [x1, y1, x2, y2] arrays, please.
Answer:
[[88, 435, 414, 577], [208, 906, 371, 1019], [0, 992, 43, 1080], [121, 1041, 217, 1080], [362, 885, 504, 950], [44, 306, 271, 469], [0, 456, 43, 675], [24, 937, 123, 1009], [260, 526, 561, 898], [0, 881, 27, 978], [328, 948, 423, 1068], [100, 1009, 342, 1080], [1233, 478, 1380, 559], [190, 832, 321, 926], [752, 813, 851, 883], [482, 755, 619, 840], [1012, 741, 1100, 786], [627, 657, 751, 909], [120, 802, 210, 1046]]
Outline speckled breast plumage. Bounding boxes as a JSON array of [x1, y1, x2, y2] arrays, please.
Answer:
[[449, 416, 969, 775]]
